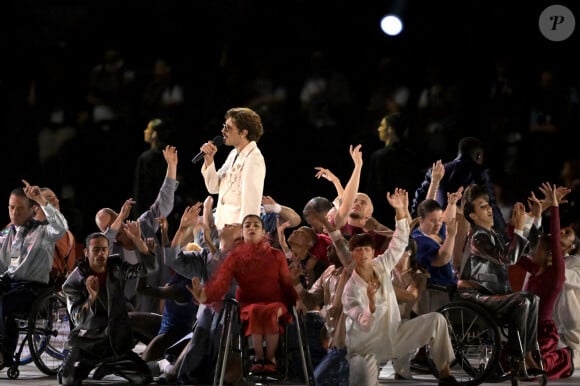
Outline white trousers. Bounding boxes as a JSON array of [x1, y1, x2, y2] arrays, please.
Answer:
[[349, 312, 455, 385]]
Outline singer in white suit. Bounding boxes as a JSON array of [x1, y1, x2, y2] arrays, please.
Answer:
[[199, 107, 266, 230]]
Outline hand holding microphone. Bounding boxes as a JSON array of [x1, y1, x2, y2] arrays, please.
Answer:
[[192, 135, 224, 164]]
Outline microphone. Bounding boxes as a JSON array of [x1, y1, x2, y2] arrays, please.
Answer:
[[191, 135, 224, 164]]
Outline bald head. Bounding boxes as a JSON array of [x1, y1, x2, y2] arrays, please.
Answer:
[[95, 208, 118, 232]]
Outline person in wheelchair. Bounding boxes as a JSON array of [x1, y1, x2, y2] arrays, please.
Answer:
[[0, 180, 68, 370], [412, 195, 460, 314], [189, 213, 298, 376], [459, 183, 543, 375], [60, 224, 158, 385], [342, 188, 459, 386]]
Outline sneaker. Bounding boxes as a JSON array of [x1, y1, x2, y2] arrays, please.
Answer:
[[410, 347, 432, 373]]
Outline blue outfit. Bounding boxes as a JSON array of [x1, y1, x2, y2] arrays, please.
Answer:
[[158, 273, 196, 337], [314, 347, 349, 386], [411, 224, 457, 287]]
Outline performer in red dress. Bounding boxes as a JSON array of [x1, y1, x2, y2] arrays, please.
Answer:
[[189, 214, 298, 375]]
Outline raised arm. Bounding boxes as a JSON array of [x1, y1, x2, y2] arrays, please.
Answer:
[[425, 160, 444, 201], [333, 144, 363, 229], [22, 179, 68, 241], [314, 210, 352, 268], [123, 220, 159, 276], [314, 167, 344, 198], [171, 203, 203, 248], [276, 218, 292, 255], [262, 195, 302, 228], [442, 186, 463, 223], [539, 183, 565, 280], [109, 198, 135, 233]]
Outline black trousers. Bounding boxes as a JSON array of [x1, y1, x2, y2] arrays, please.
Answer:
[[461, 290, 539, 354], [60, 346, 152, 386], [0, 281, 39, 365]]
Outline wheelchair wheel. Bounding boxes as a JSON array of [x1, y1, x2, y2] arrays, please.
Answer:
[[437, 300, 502, 386], [289, 306, 315, 386], [28, 291, 71, 376], [213, 299, 240, 386], [7, 366, 19, 379]]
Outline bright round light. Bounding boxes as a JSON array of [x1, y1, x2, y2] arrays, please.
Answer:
[[380, 15, 403, 36]]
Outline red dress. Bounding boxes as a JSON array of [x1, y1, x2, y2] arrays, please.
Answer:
[[516, 206, 573, 379], [204, 240, 298, 336]]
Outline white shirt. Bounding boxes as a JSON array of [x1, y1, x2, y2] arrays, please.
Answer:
[[553, 254, 580, 354], [201, 141, 265, 230], [342, 218, 409, 362]]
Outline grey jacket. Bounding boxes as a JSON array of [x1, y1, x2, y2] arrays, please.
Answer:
[[460, 225, 529, 295]]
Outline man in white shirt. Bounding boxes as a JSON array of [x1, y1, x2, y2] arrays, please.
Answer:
[[199, 107, 266, 230]]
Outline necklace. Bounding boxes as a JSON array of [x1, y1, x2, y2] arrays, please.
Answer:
[[220, 146, 257, 204], [357, 268, 380, 287]]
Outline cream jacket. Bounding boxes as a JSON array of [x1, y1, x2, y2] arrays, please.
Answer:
[[202, 141, 265, 230]]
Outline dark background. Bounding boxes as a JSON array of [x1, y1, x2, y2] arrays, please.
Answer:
[[2, 0, 579, 237]]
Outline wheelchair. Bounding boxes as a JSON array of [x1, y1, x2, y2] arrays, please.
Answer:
[[213, 298, 315, 386], [437, 294, 548, 386], [1, 283, 71, 379]]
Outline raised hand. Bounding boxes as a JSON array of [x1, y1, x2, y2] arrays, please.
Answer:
[[123, 220, 142, 241], [314, 167, 338, 183], [538, 182, 560, 209], [261, 195, 277, 206], [118, 198, 136, 222], [527, 190, 543, 218], [179, 203, 202, 229], [349, 144, 363, 167], [276, 218, 291, 235], [85, 275, 99, 304], [447, 186, 464, 206], [187, 277, 207, 304], [511, 202, 526, 231], [144, 237, 157, 253], [386, 188, 407, 210], [162, 145, 178, 166], [431, 160, 445, 183], [202, 195, 215, 227], [22, 179, 47, 206]]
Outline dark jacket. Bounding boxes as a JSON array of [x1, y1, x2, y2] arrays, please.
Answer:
[[62, 252, 158, 356], [411, 154, 507, 236], [460, 225, 528, 295]]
